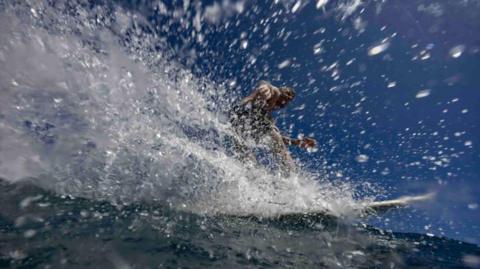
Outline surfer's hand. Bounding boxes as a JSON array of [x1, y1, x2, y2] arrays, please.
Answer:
[[299, 137, 316, 149]]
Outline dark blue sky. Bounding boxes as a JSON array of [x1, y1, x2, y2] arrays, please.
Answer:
[[120, 0, 479, 243]]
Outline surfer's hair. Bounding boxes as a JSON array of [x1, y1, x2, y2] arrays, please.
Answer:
[[280, 87, 295, 100], [275, 87, 295, 109]]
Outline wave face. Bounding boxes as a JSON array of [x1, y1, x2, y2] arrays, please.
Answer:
[[1, 180, 479, 268], [0, 1, 360, 218]]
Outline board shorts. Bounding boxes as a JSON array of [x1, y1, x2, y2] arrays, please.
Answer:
[[229, 103, 275, 141]]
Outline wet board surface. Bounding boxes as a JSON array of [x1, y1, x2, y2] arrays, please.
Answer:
[[229, 192, 436, 222], [363, 192, 435, 213]]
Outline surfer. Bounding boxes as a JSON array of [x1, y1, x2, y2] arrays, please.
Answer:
[[230, 80, 316, 174]]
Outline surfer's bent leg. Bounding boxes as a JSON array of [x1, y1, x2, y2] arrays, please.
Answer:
[[229, 110, 258, 165], [231, 135, 257, 164], [269, 127, 296, 175]]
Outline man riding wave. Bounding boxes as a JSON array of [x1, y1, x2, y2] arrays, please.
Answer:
[[230, 80, 316, 175]]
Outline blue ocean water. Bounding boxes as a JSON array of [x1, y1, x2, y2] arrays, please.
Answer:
[[0, 0, 479, 268], [1, 179, 479, 268]]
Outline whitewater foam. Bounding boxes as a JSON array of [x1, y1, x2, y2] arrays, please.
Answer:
[[0, 1, 360, 218]]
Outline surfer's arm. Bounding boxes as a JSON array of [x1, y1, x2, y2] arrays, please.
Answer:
[[282, 136, 316, 149], [282, 136, 298, 146], [240, 91, 259, 105]]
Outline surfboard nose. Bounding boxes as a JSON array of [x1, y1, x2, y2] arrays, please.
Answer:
[[361, 191, 437, 216]]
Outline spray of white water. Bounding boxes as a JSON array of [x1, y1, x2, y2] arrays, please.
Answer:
[[0, 1, 361, 217]]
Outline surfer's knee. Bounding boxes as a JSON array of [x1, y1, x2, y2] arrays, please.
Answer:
[[270, 130, 288, 153]]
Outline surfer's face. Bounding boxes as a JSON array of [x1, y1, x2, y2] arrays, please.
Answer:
[[276, 88, 295, 108]]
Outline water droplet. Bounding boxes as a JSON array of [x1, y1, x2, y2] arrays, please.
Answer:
[[416, 89, 431, 99], [9, 250, 27, 260], [30, 8, 38, 18], [450, 45, 466, 58], [80, 210, 89, 218], [291, 1, 302, 13], [313, 46, 323, 55], [278, 59, 291, 69], [19, 195, 43, 208], [468, 203, 478, 210], [355, 154, 369, 163], [316, 0, 328, 9], [240, 40, 248, 49], [381, 168, 390, 175], [368, 42, 390, 56], [420, 52, 431, 60], [24, 229, 36, 238]]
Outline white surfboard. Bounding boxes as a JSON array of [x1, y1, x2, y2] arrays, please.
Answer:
[[230, 192, 436, 221], [361, 192, 436, 215]]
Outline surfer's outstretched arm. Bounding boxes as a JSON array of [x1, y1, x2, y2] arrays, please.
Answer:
[[282, 136, 316, 149]]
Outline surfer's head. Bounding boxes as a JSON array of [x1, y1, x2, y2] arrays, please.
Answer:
[[276, 87, 295, 108]]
